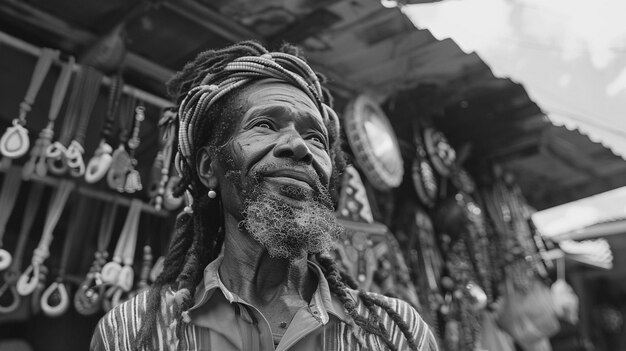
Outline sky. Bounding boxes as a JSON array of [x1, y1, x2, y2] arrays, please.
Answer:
[[401, 0, 626, 236], [403, 0, 626, 158]]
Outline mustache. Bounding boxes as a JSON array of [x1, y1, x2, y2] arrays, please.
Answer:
[[254, 163, 325, 193], [250, 162, 334, 210]]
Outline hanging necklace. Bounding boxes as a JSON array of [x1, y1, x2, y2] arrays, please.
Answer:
[[45, 66, 102, 176], [74, 200, 118, 315], [101, 199, 142, 310], [22, 55, 75, 179], [16, 180, 75, 298], [85, 74, 124, 183], [107, 96, 136, 192], [0, 48, 58, 167], [40, 194, 91, 317], [0, 183, 45, 314], [65, 66, 103, 177]]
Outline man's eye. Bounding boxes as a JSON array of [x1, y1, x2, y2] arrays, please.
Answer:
[[255, 122, 272, 129], [308, 135, 327, 147]]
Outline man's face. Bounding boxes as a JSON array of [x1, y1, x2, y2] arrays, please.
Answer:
[[213, 80, 341, 259]]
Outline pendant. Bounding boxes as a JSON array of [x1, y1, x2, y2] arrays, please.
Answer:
[[107, 145, 132, 192], [100, 261, 122, 286], [66, 140, 86, 177], [117, 265, 134, 292], [0, 120, 30, 159], [85, 141, 113, 183], [0, 249, 12, 271], [40, 281, 70, 317], [46, 141, 68, 175]]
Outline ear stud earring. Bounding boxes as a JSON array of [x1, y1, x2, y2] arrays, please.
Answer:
[[208, 189, 217, 199]]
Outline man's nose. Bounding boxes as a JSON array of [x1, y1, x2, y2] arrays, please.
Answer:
[[273, 132, 313, 163]]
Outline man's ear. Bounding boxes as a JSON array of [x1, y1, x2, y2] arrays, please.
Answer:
[[196, 146, 219, 190]]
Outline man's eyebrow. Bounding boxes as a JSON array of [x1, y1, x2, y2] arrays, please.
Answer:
[[245, 105, 327, 133]]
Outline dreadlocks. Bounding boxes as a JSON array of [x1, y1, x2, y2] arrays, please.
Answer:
[[134, 41, 418, 351]]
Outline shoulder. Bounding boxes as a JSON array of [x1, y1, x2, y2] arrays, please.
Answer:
[[345, 289, 439, 351], [90, 289, 177, 351]]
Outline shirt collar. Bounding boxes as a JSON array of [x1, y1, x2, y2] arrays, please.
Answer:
[[187, 254, 350, 324]]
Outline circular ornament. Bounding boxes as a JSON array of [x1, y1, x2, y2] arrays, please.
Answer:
[[344, 95, 403, 190], [423, 127, 456, 178], [0, 120, 30, 159]]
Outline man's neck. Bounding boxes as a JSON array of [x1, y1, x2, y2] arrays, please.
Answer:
[[218, 216, 316, 308]]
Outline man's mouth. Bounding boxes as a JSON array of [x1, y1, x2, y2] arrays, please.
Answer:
[[262, 169, 317, 190]]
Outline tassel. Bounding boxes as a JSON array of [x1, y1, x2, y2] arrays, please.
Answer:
[[124, 169, 142, 193]]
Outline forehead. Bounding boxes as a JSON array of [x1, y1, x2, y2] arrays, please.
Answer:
[[237, 80, 322, 120]]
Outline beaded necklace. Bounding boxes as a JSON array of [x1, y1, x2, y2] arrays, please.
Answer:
[[148, 108, 177, 211], [122, 105, 145, 193]]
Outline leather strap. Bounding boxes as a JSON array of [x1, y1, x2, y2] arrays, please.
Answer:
[[85, 74, 124, 184], [0, 183, 44, 314], [22, 56, 76, 179], [40, 194, 90, 317], [0, 48, 59, 163], [66, 67, 103, 178], [74, 201, 119, 315], [17, 180, 75, 297], [102, 199, 142, 310], [0, 168, 23, 271], [45, 66, 87, 175]]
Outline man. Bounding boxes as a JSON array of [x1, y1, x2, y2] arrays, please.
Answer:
[[91, 41, 438, 351]]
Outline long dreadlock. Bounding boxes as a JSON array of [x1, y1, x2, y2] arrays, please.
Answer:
[[135, 41, 418, 351]]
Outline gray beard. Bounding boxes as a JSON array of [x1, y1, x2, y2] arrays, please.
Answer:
[[241, 183, 343, 261]]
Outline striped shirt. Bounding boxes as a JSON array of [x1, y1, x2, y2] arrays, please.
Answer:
[[91, 257, 438, 351]]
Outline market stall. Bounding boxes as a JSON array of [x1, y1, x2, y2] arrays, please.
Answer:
[[0, 1, 625, 350]]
